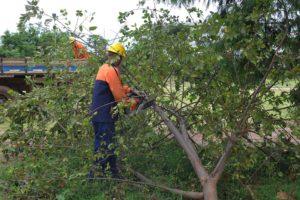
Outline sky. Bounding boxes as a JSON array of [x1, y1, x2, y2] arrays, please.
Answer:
[[0, 0, 216, 41]]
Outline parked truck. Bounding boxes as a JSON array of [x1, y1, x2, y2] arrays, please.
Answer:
[[0, 58, 85, 103]]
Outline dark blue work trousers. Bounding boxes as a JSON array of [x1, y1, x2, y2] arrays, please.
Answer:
[[92, 121, 118, 175]]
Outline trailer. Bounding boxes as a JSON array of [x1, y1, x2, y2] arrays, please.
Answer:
[[0, 58, 85, 103]]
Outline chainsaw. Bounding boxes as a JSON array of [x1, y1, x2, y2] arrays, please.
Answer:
[[125, 89, 155, 116]]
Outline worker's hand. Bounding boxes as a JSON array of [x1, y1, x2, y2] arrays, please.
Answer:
[[123, 98, 140, 116], [123, 85, 131, 94], [130, 98, 140, 111]]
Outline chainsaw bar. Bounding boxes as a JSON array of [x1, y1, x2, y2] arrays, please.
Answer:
[[136, 97, 155, 113]]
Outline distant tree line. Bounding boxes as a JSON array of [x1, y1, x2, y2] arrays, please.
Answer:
[[0, 27, 70, 58]]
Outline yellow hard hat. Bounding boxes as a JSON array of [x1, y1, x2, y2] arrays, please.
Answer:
[[107, 43, 126, 57], [69, 37, 75, 43]]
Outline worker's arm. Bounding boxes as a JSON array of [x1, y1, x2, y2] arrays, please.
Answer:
[[106, 67, 139, 110], [105, 67, 127, 102]]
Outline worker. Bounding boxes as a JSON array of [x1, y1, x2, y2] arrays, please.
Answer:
[[89, 42, 138, 178], [69, 36, 89, 59]]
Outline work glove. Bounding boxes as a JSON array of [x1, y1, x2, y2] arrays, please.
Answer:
[[130, 98, 140, 111], [124, 98, 139, 116], [125, 95, 155, 116]]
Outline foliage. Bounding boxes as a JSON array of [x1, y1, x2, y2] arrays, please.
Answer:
[[0, 63, 96, 198], [0, 27, 69, 58], [120, 0, 299, 139], [1, 0, 300, 199], [154, 0, 199, 6], [120, 0, 299, 197]]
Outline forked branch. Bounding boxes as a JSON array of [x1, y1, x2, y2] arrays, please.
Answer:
[[153, 104, 209, 183]]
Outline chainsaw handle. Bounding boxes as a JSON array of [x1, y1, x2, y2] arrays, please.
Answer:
[[127, 88, 146, 98]]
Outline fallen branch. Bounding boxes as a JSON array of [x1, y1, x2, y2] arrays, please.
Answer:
[[130, 169, 204, 200]]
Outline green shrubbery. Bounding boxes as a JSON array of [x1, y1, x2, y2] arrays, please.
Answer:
[[1, 0, 300, 199]]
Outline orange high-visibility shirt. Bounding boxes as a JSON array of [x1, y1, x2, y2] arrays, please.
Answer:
[[91, 64, 139, 122], [95, 64, 128, 102], [74, 41, 89, 59]]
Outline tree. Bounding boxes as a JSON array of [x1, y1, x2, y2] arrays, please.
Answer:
[[155, 0, 198, 6], [0, 28, 37, 57], [1, 0, 299, 200], [155, 0, 246, 16], [118, 0, 299, 199], [0, 27, 70, 58]]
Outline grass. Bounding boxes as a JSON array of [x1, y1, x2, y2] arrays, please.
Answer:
[[63, 182, 181, 200], [0, 117, 9, 133], [262, 79, 298, 119], [253, 178, 300, 200], [218, 177, 300, 200]]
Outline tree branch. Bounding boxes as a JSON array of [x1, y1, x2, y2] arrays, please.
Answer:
[[180, 118, 189, 142], [242, 135, 278, 161], [153, 104, 209, 184], [130, 169, 204, 200], [187, 65, 221, 120], [239, 32, 287, 128], [211, 136, 236, 181], [211, 32, 287, 181]]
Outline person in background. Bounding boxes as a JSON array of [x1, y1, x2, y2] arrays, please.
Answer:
[[69, 37, 89, 59]]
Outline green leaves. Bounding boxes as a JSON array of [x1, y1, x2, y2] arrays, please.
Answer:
[[118, 10, 135, 24], [89, 26, 97, 31], [76, 10, 83, 17], [60, 9, 68, 16], [0, 65, 97, 198], [1, 0, 299, 199]]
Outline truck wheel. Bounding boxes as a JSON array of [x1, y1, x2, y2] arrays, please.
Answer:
[[0, 86, 12, 103]]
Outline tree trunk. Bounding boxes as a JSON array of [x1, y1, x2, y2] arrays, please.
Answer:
[[203, 179, 218, 200]]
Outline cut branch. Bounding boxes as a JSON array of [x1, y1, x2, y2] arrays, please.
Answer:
[[131, 169, 204, 200]]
